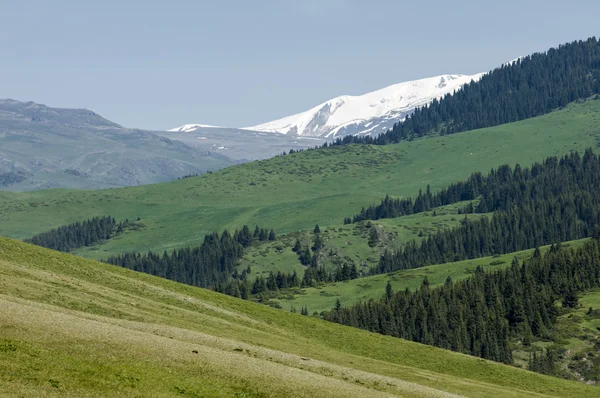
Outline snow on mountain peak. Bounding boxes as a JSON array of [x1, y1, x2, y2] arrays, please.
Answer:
[[243, 73, 484, 138], [168, 123, 222, 133]]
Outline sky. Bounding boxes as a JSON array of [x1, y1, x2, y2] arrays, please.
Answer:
[[1, 0, 599, 130]]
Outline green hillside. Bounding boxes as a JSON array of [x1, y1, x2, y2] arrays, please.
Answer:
[[1, 98, 600, 259], [271, 239, 589, 314], [239, 202, 486, 281], [0, 237, 596, 397], [509, 289, 600, 380]]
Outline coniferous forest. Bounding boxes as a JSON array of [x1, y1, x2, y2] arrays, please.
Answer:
[[26, 149, 600, 299], [104, 225, 275, 290], [17, 108, 600, 384], [342, 150, 600, 275], [348, 148, 600, 223], [24, 216, 119, 252], [9, 7, 600, 395], [324, 239, 600, 365]]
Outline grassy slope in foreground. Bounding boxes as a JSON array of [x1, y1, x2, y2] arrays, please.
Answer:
[[0, 238, 596, 397], [1, 98, 600, 259]]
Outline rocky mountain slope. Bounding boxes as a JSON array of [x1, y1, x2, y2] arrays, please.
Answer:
[[0, 99, 233, 191]]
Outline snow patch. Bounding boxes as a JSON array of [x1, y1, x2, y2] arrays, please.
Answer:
[[168, 123, 222, 133], [243, 73, 484, 137]]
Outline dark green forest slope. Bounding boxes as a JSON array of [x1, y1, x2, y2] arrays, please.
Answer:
[[331, 37, 600, 145]]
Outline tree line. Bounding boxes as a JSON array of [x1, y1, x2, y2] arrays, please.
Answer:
[[104, 225, 275, 290], [324, 239, 600, 365], [25, 216, 120, 252], [26, 216, 287, 297], [348, 148, 600, 224], [375, 165, 600, 273], [214, 149, 600, 297]]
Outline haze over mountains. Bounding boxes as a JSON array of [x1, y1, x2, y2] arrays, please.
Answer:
[[0, 100, 324, 191], [154, 125, 325, 163], [0, 99, 240, 190]]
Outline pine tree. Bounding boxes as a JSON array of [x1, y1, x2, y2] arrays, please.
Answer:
[[562, 288, 579, 308], [292, 238, 302, 253], [385, 281, 393, 300], [368, 227, 380, 247], [312, 234, 324, 252], [298, 246, 312, 266]]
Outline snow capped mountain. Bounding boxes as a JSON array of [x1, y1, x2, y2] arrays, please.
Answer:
[[243, 73, 484, 138], [168, 123, 222, 133]]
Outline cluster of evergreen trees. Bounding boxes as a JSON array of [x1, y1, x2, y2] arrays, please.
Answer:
[[463, 150, 600, 215], [329, 37, 600, 147], [528, 348, 560, 376], [325, 239, 600, 364], [346, 182, 476, 223], [250, 271, 300, 294], [294, 225, 360, 286], [217, 264, 355, 299], [215, 269, 301, 299], [291, 227, 323, 265], [253, 226, 276, 242], [104, 225, 273, 290], [25, 216, 120, 252], [375, 150, 600, 274]]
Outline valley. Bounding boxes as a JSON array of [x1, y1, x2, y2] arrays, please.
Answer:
[[3, 33, 600, 397], [2, 98, 600, 259]]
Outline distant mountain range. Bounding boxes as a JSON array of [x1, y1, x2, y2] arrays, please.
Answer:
[[0, 99, 235, 191], [0, 100, 324, 191], [171, 73, 484, 138], [1, 73, 483, 191]]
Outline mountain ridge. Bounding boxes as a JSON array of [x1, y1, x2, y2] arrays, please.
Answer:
[[170, 73, 484, 138], [0, 99, 327, 191], [0, 99, 233, 191], [244, 73, 484, 137], [0, 98, 122, 129]]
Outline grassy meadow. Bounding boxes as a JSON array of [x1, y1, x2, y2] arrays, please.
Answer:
[[1, 237, 597, 397]]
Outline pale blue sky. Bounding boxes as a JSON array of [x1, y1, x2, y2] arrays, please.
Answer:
[[1, 0, 599, 130]]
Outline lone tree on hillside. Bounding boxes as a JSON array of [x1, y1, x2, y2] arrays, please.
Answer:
[[368, 227, 380, 247], [312, 234, 324, 252]]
